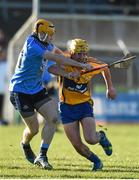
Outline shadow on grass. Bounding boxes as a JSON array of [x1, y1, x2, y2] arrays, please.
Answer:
[[54, 162, 90, 167], [52, 163, 139, 173], [53, 167, 91, 172], [103, 165, 139, 173], [0, 174, 43, 178], [0, 165, 25, 169], [52, 165, 139, 173], [107, 164, 139, 169]]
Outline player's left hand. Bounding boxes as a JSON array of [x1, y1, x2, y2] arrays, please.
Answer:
[[81, 63, 93, 71], [106, 87, 116, 100], [68, 71, 81, 80]]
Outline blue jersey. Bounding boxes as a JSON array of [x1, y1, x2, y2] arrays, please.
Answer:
[[9, 35, 54, 94]]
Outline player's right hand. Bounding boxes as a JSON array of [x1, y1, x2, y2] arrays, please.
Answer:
[[106, 87, 116, 100]]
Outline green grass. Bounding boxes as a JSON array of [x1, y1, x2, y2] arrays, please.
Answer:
[[0, 124, 139, 179]]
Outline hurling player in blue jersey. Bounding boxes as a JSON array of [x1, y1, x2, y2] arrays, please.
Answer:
[[9, 18, 93, 170]]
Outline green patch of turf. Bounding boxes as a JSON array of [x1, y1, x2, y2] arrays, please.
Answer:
[[0, 124, 139, 178]]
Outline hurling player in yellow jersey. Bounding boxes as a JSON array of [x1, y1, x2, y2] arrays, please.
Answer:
[[48, 38, 116, 171]]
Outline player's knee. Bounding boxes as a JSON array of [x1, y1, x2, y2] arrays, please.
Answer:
[[44, 119, 57, 129], [85, 137, 98, 145], [52, 117, 58, 124], [30, 127, 39, 136]]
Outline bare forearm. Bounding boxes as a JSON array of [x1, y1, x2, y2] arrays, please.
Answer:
[[102, 67, 116, 99], [102, 68, 113, 89], [44, 52, 83, 68], [48, 64, 80, 80], [48, 65, 69, 78]]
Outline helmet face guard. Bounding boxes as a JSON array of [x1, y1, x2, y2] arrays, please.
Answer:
[[38, 32, 48, 42], [33, 19, 55, 41]]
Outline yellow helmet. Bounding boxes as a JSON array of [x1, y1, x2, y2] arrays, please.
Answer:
[[67, 38, 89, 54], [33, 18, 55, 36]]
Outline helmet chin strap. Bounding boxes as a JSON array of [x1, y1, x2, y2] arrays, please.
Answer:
[[38, 33, 48, 42]]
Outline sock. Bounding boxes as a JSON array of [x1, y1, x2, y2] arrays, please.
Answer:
[[39, 143, 49, 156], [21, 142, 31, 149], [87, 153, 100, 163]]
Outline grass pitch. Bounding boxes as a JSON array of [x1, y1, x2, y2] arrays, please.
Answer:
[[0, 123, 139, 179]]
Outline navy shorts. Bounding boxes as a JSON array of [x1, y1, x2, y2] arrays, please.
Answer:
[[10, 89, 51, 118], [59, 101, 94, 124]]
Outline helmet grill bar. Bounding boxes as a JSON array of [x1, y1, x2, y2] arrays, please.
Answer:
[[36, 22, 43, 35]]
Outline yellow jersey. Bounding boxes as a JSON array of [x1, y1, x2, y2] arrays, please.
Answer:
[[59, 57, 107, 105]]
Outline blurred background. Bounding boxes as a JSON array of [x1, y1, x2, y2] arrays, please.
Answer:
[[0, 0, 139, 125]]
